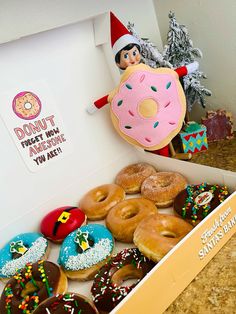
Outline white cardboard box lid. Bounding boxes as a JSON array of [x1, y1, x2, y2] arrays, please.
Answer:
[[0, 11, 236, 314]]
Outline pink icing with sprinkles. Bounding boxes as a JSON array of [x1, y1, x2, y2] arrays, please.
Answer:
[[111, 70, 184, 147]]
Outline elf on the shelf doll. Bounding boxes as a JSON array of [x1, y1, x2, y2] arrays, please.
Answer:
[[87, 12, 199, 157]]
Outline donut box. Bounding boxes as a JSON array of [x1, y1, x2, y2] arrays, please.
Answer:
[[0, 6, 236, 314]]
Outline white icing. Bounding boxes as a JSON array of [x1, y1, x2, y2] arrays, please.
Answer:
[[0, 237, 48, 277], [64, 238, 112, 270]]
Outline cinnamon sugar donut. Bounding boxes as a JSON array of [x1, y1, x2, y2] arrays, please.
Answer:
[[12, 91, 42, 120], [115, 162, 157, 194], [141, 171, 187, 208], [79, 184, 125, 220], [133, 213, 193, 262], [106, 198, 157, 242], [0, 260, 67, 314]]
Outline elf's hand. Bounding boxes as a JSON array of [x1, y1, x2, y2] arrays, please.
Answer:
[[86, 103, 99, 114], [186, 61, 199, 74]]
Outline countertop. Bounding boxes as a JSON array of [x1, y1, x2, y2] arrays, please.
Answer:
[[165, 135, 236, 313]]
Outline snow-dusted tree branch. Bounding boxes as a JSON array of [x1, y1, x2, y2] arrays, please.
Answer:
[[127, 11, 211, 111]]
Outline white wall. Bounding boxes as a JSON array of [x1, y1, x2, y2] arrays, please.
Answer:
[[0, 0, 162, 46], [154, 0, 236, 125]]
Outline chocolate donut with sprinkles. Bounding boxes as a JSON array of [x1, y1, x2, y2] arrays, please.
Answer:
[[91, 247, 155, 313], [58, 224, 114, 280], [174, 183, 230, 224], [0, 260, 67, 314], [32, 292, 99, 314], [0, 232, 49, 280]]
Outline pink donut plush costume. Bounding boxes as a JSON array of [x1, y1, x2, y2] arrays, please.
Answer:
[[109, 63, 186, 150], [87, 12, 199, 152]]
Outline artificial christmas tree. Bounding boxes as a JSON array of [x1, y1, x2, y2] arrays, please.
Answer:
[[163, 11, 212, 112], [128, 11, 212, 112]]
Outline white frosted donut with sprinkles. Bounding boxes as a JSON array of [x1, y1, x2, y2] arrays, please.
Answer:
[[12, 91, 42, 120], [0, 232, 49, 280], [108, 63, 186, 150], [58, 224, 114, 281]]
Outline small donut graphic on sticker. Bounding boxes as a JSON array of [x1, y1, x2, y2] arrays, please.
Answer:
[[12, 91, 42, 120]]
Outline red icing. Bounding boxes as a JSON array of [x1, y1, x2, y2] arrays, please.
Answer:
[[40, 207, 86, 242]]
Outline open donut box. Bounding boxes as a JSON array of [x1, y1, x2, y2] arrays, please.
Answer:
[[0, 10, 236, 314]]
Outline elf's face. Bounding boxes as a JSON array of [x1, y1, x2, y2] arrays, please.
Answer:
[[117, 46, 141, 70]]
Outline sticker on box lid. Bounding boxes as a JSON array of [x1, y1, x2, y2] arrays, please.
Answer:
[[0, 83, 73, 172]]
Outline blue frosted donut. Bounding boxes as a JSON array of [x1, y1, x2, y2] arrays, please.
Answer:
[[58, 224, 114, 280], [0, 232, 49, 279]]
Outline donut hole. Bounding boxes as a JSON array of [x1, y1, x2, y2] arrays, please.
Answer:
[[24, 102, 33, 110], [20, 280, 43, 298], [158, 179, 171, 188], [120, 206, 139, 219], [95, 191, 108, 202], [160, 230, 176, 238], [111, 264, 143, 287]]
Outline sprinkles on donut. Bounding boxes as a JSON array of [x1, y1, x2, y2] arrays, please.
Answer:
[[91, 247, 155, 313], [0, 260, 67, 314], [0, 232, 49, 279], [32, 292, 99, 314], [58, 224, 114, 280], [174, 183, 230, 224]]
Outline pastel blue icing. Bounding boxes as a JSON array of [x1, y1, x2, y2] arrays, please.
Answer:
[[58, 224, 114, 270], [0, 232, 48, 278]]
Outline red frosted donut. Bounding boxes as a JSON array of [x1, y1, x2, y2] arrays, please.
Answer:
[[40, 206, 86, 242], [12, 91, 42, 120]]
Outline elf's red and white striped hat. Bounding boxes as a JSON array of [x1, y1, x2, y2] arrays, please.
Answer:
[[110, 12, 140, 56]]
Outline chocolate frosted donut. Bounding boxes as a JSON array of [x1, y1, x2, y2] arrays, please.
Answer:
[[91, 248, 155, 313], [32, 292, 99, 314], [0, 260, 67, 314], [174, 183, 230, 224]]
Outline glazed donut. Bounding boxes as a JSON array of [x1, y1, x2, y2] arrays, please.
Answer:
[[58, 224, 114, 280], [174, 183, 230, 224], [133, 213, 193, 262], [12, 91, 41, 120], [0, 260, 67, 314], [115, 162, 157, 194], [32, 292, 99, 314], [40, 206, 86, 243], [106, 198, 157, 242], [141, 171, 187, 207], [0, 232, 49, 280], [79, 184, 125, 220], [91, 248, 155, 313]]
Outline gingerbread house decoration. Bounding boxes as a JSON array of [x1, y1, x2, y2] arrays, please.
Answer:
[[201, 109, 234, 142]]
